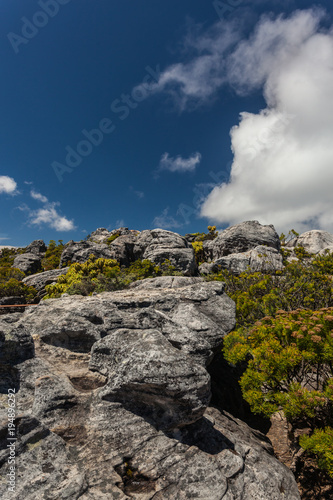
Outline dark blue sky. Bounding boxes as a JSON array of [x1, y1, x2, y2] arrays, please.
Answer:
[[1, 0, 332, 246]]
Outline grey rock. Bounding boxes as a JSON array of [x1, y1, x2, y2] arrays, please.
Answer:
[[286, 229, 333, 254], [13, 253, 42, 275], [0, 297, 27, 315], [204, 220, 281, 261], [22, 267, 69, 299], [211, 245, 284, 274], [59, 240, 117, 267], [89, 227, 137, 243], [21, 277, 235, 365], [24, 239, 47, 255], [90, 328, 211, 429], [0, 318, 34, 364], [133, 228, 197, 276]]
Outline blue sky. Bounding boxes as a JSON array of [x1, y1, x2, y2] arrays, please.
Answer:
[[1, 0, 333, 246]]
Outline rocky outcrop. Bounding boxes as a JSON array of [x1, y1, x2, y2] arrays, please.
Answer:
[[22, 268, 69, 299], [204, 221, 281, 262], [12, 240, 47, 275], [133, 229, 197, 276], [59, 239, 117, 267], [285, 229, 333, 254], [12, 253, 42, 275], [89, 227, 137, 243], [0, 277, 300, 499], [199, 245, 283, 275]]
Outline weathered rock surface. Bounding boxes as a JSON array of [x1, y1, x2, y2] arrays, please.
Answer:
[[204, 221, 281, 262], [0, 317, 34, 364], [22, 268, 69, 299], [199, 245, 283, 275], [59, 240, 117, 267], [90, 328, 211, 429], [12, 253, 42, 275], [89, 227, 137, 243], [285, 229, 333, 254], [21, 277, 235, 364], [0, 278, 300, 499], [24, 239, 47, 256], [133, 228, 197, 276]]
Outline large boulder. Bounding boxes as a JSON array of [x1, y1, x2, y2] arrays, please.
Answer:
[[200, 245, 283, 275], [133, 228, 197, 276], [12, 253, 42, 275], [22, 268, 69, 299], [90, 328, 211, 429], [59, 240, 116, 267], [0, 278, 300, 499], [22, 277, 235, 364], [285, 229, 333, 254], [89, 227, 137, 243], [24, 239, 47, 255], [204, 221, 281, 261], [0, 317, 34, 364]]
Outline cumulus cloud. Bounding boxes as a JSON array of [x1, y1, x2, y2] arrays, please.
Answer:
[[201, 8, 333, 233], [152, 208, 182, 229], [158, 152, 202, 173], [0, 176, 17, 194], [147, 8, 333, 233], [29, 204, 75, 231]]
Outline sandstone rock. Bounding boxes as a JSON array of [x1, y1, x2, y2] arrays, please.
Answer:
[[0, 277, 300, 499], [24, 239, 47, 255], [13, 253, 42, 275], [133, 228, 197, 276], [286, 229, 333, 254], [90, 328, 211, 429], [21, 277, 235, 365], [204, 221, 281, 261], [22, 268, 69, 299], [59, 240, 116, 267], [0, 318, 34, 364], [201, 245, 284, 275], [89, 227, 136, 243]]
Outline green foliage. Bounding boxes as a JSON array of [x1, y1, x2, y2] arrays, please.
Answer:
[[224, 308, 333, 422], [106, 233, 121, 245], [41, 240, 64, 271], [0, 279, 37, 301], [279, 229, 300, 245], [0, 248, 19, 268], [299, 427, 333, 478], [207, 258, 333, 328], [0, 267, 25, 283], [44, 256, 182, 298], [192, 241, 204, 265]]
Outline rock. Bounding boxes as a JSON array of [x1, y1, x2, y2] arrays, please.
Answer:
[[133, 229, 197, 276], [0, 276, 300, 499], [22, 268, 69, 299], [286, 230, 333, 254], [12, 253, 42, 275], [21, 277, 235, 365], [208, 246, 284, 274], [204, 221, 281, 261], [59, 240, 116, 267], [90, 328, 211, 429], [24, 239, 47, 255], [89, 227, 136, 243], [0, 297, 27, 315], [0, 318, 34, 364]]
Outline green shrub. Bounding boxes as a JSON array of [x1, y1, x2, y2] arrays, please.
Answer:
[[106, 233, 120, 245], [0, 279, 37, 301], [41, 240, 64, 271], [0, 267, 25, 283], [44, 256, 183, 298], [299, 427, 333, 478]]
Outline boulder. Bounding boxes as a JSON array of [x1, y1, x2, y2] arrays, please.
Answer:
[[200, 246, 284, 275], [22, 277, 235, 365], [22, 268, 69, 299], [13, 253, 42, 275], [133, 228, 197, 276], [90, 328, 211, 429], [0, 277, 300, 499], [89, 227, 136, 243], [285, 229, 333, 254], [0, 318, 34, 364], [59, 240, 116, 267], [24, 239, 47, 255], [204, 220, 281, 261]]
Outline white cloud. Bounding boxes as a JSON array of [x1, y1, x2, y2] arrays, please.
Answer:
[[29, 204, 75, 231], [158, 152, 202, 173], [0, 176, 17, 194], [152, 208, 182, 229], [133, 21, 241, 110], [201, 9, 333, 233], [30, 190, 48, 203]]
